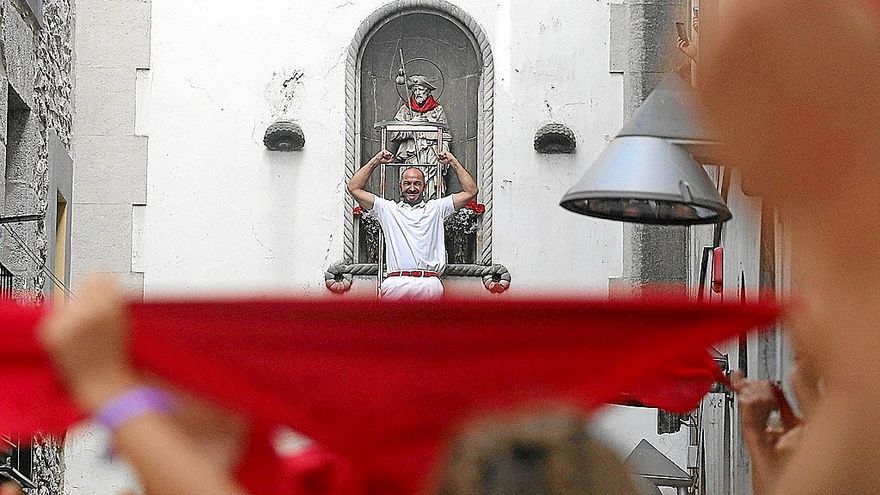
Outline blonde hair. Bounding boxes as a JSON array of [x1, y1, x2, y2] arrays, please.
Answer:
[[433, 410, 644, 495]]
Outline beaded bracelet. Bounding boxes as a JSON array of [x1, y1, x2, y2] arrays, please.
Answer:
[[95, 387, 175, 431]]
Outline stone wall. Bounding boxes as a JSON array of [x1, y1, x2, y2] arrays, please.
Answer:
[[0, 0, 74, 492], [29, 434, 65, 495], [609, 0, 690, 290], [0, 0, 73, 297], [36, 0, 73, 148], [69, 0, 150, 294]]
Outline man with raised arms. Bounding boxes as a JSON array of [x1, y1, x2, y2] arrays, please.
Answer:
[[347, 149, 478, 300]]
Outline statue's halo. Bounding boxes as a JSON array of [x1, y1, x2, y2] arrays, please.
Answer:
[[393, 57, 446, 101]]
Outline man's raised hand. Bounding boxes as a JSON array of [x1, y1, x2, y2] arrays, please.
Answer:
[[372, 149, 394, 165], [437, 151, 458, 165]]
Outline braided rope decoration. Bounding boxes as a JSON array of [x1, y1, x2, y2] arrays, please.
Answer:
[[478, 49, 495, 265], [324, 262, 511, 293], [481, 264, 511, 293], [343, 0, 495, 266], [343, 30, 360, 264], [324, 264, 353, 294]]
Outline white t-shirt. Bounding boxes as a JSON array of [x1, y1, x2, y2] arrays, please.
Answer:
[[371, 196, 455, 272]]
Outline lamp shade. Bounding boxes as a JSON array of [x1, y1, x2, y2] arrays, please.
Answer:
[[559, 136, 731, 225], [617, 74, 716, 145]]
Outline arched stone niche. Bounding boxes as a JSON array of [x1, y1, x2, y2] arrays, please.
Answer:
[[359, 13, 479, 198], [328, 0, 509, 293]]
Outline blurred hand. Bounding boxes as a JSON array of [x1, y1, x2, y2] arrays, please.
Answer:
[[0, 483, 24, 495], [731, 371, 804, 494], [170, 388, 249, 471], [40, 275, 139, 412], [731, 372, 784, 442]]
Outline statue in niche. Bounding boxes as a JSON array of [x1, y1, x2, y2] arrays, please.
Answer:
[[390, 73, 451, 199]]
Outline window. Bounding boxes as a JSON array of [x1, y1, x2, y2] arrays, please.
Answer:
[[53, 192, 68, 301]]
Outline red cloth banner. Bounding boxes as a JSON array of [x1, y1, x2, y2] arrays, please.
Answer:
[[0, 295, 779, 494]]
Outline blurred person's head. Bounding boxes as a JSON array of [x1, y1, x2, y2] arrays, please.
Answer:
[[697, 0, 880, 375], [789, 345, 823, 419], [697, 0, 880, 218], [433, 410, 644, 495]]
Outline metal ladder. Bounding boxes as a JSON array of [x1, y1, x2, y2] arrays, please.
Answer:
[[373, 120, 448, 297]]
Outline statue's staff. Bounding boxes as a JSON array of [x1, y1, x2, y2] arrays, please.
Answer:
[[396, 48, 415, 118]]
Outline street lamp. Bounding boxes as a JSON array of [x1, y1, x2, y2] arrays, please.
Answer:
[[560, 75, 730, 225]]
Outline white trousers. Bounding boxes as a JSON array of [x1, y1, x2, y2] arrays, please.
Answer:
[[380, 276, 443, 300]]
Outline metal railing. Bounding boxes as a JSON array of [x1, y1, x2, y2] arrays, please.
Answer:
[[0, 263, 12, 300], [1, 436, 35, 489]]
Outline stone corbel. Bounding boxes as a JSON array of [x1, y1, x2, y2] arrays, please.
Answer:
[[264, 120, 305, 151], [534, 123, 576, 154]]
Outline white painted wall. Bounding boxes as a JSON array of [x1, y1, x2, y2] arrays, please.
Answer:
[[64, 422, 141, 494], [143, 0, 624, 296], [593, 405, 688, 469]]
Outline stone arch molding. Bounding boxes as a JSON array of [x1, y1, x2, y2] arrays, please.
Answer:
[[328, 0, 510, 293]]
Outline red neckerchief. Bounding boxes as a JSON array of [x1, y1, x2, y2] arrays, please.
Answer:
[[408, 95, 438, 113]]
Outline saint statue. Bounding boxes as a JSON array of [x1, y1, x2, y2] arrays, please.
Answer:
[[391, 74, 451, 199]]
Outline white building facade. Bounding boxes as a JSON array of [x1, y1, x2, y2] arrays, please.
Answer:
[[64, 0, 703, 493], [139, 0, 625, 296]]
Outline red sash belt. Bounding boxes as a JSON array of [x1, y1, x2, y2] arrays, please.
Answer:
[[386, 270, 439, 278]]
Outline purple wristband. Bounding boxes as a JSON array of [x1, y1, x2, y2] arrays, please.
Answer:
[[95, 387, 175, 431]]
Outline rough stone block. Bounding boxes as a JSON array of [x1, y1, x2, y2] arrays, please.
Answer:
[[115, 270, 144, 296], [622, 71, 667, 119], [70, 203, 133, 273], [609, 4, 629, 73], [2, 1, 36, 107], [0, 142, 6, 211], [0, 74, 8, 143], [75, 0, 151, 68], [627, 3, 686, 72], [4, 179, 36, 213], [644, 3, 687, 70], [73, 134, 147, 203], [0, 221, 37, 277], [634, 224, 688, 282], [75, 67, 137, 135], [71, 270, 144, 297], [4, 111, 40, 181]]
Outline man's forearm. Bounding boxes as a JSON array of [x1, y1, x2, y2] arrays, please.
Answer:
[[348, 160, 379, 194], [349, 150, 392, 209], [450, 158, 478, 196]]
